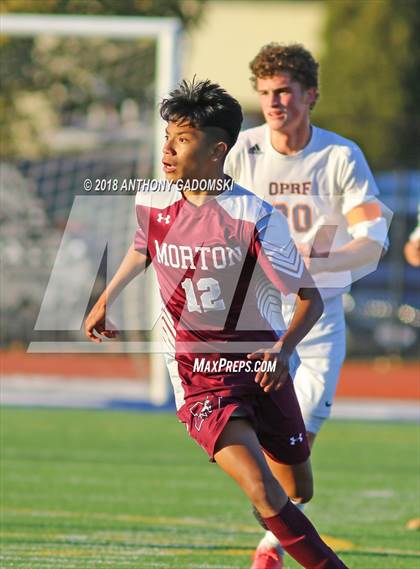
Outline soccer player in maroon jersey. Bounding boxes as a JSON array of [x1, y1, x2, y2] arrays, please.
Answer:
[[85, 79, 348, 568]]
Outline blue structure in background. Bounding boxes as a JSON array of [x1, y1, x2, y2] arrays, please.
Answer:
[[347, 171, 419, 357]]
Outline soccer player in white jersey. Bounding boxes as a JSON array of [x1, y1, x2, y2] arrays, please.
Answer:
[[85, 78, 348, 568], [224, 43, 388, 569]]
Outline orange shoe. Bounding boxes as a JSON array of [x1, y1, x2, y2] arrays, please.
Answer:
[[251, 546, 284, 569]]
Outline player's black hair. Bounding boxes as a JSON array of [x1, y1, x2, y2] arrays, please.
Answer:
[[160, 78, 243, 150]]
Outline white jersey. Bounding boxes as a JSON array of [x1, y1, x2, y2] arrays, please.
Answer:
[[409, 206, 420, 242], [225, 124, 383, 299]]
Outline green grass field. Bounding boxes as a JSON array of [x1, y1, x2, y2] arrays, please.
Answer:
[[1, 408, 419, 569]]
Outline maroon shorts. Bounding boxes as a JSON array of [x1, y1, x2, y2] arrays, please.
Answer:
[[177, 377, 310, 465]]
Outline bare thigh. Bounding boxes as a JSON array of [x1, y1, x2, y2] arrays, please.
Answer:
[[214, 419, 288, 518]]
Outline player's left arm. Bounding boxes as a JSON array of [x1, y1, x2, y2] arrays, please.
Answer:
[[303, 202, 387, 273], [302, 145, 389, 273]]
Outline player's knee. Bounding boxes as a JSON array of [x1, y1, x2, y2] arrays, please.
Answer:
[[283, 460, 314, 504], [246, 476, 285, 515], [290, 483, 313, 504]]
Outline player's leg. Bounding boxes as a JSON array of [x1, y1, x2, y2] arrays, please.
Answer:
[[294, 296, 346, 443], [256, 376, 315, 506], [262, 453, 313, 505], [253, 364, 343, 567], [214, 418, 347, 568], [253, 300, 346, 567], [250, 456, 314, 568], [251, 377, 314, 568], [214, 418, 288, 516]]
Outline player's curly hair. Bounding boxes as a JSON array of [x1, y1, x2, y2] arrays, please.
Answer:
[[160, 78, 243, 150], [250, 43, 319, 97]]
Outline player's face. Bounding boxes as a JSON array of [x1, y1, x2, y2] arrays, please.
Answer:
[[256, 73, 317, 132], [162, 121, 218, 182]]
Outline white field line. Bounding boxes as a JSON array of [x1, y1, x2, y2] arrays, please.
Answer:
[[330, 397, 419, 422], [1, 507, 258, 532], [2, 508, 420, 558], [1, 539, 420, 559], [0, 375, 149, 407]]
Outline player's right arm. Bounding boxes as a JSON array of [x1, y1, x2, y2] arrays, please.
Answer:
[[84, 245, 148, 343], [248, 210, 323, 391], [248, 286, 322, 393]]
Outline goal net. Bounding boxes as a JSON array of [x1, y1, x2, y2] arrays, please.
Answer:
[[1, 14, 182, 405]]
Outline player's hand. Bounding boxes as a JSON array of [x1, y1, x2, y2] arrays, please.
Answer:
[[296, 243, 312, 271], [247, 342, 291, 393], [404, 239, 420, 267], [85, 300, 119, 343], [297, 243, 322, 273], [297, 242, 312, 258]]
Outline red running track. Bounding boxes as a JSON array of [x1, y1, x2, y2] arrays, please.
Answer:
[[1, 352, 418, 400]]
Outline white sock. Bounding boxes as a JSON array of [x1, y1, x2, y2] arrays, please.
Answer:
[[257, 530, 281, 550], [293, 501, 305, 512], [257, 502, 305, 555]]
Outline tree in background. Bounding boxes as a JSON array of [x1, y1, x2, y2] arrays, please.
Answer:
[[0, 0, 204, 24], [314, 0, 420, 170], [0, 0, 205, 158]]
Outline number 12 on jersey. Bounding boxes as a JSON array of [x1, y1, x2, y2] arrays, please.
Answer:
[[181, 278, 226, 313]]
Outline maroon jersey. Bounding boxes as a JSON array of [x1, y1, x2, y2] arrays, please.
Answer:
[[134, 183, 310, 409]]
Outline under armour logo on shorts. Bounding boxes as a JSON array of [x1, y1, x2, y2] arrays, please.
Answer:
[[289, 433, 304, 445]]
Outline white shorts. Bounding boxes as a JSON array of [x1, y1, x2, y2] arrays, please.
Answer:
[[282, 295, 346, 435]]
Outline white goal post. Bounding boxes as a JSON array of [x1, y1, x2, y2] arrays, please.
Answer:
[[1, 13, 182, 179], [1, 13, 183, 405]]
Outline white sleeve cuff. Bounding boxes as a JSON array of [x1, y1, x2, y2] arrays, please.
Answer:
[[348, 217, 389, 249]]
